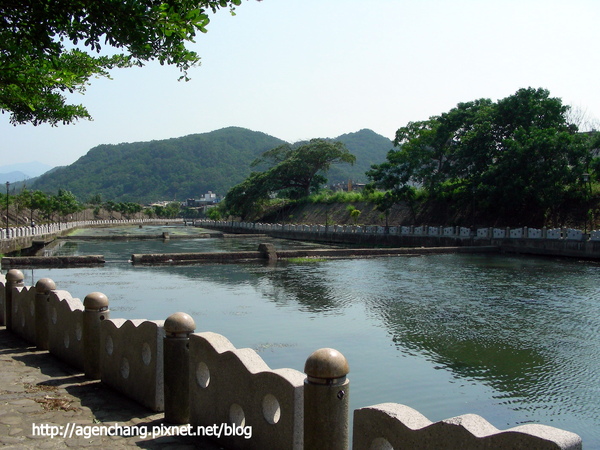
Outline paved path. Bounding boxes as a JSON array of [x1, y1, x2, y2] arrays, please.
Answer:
[[0, 326, 224, 449]]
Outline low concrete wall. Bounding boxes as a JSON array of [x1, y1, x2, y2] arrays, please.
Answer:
[[101, 319, 165, 411], [0, 271, 584, 449], [47, 290, 85, 371], [2, 255, 105, 267], [353, 403, 581, 450], [189, 332, 304, 449], [132, 251, 263, 264], [132, 245, 499, 265]]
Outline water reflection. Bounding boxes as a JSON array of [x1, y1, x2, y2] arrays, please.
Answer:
[[12, 226, 600, 446], [251, 263, 350, 313], [323, 255, 600, 433]]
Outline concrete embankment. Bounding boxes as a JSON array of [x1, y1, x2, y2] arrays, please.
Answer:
[[0, 219, 188, 255], [202, 223, 600, 260], [131, 245, 499, 265], [1, 234, 64, 256]]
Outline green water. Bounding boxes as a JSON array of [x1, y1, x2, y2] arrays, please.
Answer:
[[18, 226, 600, 446]]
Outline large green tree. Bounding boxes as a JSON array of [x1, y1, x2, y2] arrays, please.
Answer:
[[368, 88, 595, 225], [225, 139, 356, 220], [1, 0, 250, 126], [54, 188, 82, 220]]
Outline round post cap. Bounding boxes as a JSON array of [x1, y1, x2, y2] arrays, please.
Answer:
[[6, 269, 24, 283], [35, 278, 56, 293], [83, 292, 109, 310], [165, 312, 196, 336], [305, 348, 349, 379]]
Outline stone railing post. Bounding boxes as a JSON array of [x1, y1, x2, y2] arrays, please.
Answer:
[[83, 292, 109, 379], [35, 278, 56, 350], [304, 348, 350, 450], [163, 312, 195, 424], [4, 269, 24, 330]]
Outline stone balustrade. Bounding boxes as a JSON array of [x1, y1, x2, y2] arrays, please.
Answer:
[[0, 269, 583, 449], [0, 218, 181, 241], [197, 220, 600, 242]]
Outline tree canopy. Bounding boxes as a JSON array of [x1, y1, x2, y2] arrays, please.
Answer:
[[225, 139, 356, 220], [1, 0, 250, 126], [367, 87, 597, 226]]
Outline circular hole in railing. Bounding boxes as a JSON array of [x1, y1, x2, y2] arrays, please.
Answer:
[[105, 335, 114, 356], [75, 323, 82, 342], [369, 437, 393, 450], [121, 357, 130, 379], [262, 394, 281, 424], [51, 307, 57, 325], [21, 313, 25, 329], [29, 300, 35, 317], [196, 362, 210, 388], [64, 332, 70, 349], [142, 342, 152, 366], [229, 403, 245, 427]]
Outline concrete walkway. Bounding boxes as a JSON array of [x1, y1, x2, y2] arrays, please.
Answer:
[[0, 326, 224, 449]]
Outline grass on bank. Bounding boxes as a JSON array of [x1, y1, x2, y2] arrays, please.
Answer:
[[285, 257, 328, 263], [305, 190, 385, 204]]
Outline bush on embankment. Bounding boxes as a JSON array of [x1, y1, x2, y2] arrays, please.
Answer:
[[256, 190, 600, 229]]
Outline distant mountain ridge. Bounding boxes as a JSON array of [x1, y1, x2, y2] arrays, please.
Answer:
[[31, 127, 393, 203], [1, 171, 30, 184], [0, 161, 54, 183]]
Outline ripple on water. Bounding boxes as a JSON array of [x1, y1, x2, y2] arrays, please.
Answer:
[[24, 239, 600, 447]]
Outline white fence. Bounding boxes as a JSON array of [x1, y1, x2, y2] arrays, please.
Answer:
[[0, 218, 182, 241], [198, 220, 600, 242]]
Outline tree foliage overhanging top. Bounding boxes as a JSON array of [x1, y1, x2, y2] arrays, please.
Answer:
[[0, 0, 251, 126]]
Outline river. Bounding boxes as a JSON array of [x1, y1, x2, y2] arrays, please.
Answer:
[[15, 225, 600, 446]]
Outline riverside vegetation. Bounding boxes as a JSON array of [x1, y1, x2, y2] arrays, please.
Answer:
[[215, 88, 600, 229], [3, 89, 599, 231], [2, 3, 599, 231]]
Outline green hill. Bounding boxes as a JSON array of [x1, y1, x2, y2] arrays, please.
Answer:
[[32, 127, 392, 203], [329, 129, 393, 183]]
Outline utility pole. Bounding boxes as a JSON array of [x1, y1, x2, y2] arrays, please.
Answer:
[[5, 181, 9, 236]]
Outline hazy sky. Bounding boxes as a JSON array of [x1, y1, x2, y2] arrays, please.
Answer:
[[2, 0, 599, 168]]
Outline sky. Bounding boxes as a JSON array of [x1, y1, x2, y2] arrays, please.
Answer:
[[1, 0, 599, 169]]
